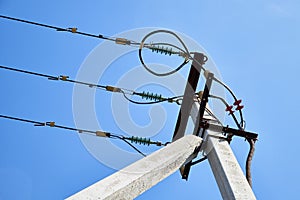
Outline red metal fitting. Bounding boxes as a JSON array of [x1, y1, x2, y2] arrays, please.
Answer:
[[235, 105, 244, 111], [226, 105, 234, 115], [233, 99, 242, 106]]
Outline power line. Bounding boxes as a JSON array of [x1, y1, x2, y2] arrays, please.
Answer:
[[0, 65, 183, 105], [0, 114, 168, 157], [0, 15, 117, 42], [0, 15, 186, 55]]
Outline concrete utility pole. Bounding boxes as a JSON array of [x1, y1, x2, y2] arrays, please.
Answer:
[[66, 135, 202, 200], [190, 103, 256, 200]]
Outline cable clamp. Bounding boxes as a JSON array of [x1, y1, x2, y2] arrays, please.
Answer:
[[59, 75, 69, 81], [96, 131, 110, 137], [115, 38, 131, 45], [106, 86, 122, 93], [67, 27, 77, 33], [46, 121, 55, 127]]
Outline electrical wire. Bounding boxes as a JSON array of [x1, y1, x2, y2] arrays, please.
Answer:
[[246, 138, 255, 187], [0, 114, 102, 135], [0, 65, 107, 89], [0, 65, 183, 105], [0, 114, 168, 157], [0, 15, 125, 43]]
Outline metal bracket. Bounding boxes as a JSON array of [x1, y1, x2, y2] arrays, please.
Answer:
[[172, 53, 206, 141], [180, 71, 214, 180]]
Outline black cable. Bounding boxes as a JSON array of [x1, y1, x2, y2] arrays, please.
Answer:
[[0, 114, 148, 157], [0, 15, 148, 48], [246, 138, 255, 188], [0, 15, 112, 41], [0, 114, 44, 126], [0, 114, 95, 134], [0, 65, 55, 79], [0, 65, 184, 105], [0, 65, 106, 89]]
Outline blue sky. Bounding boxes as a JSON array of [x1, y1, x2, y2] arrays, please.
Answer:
[[1, 0, 300, 199]]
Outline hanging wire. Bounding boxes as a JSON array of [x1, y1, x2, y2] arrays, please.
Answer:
[[0, 114, 169, 157], [246, 138, 256, 187]]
